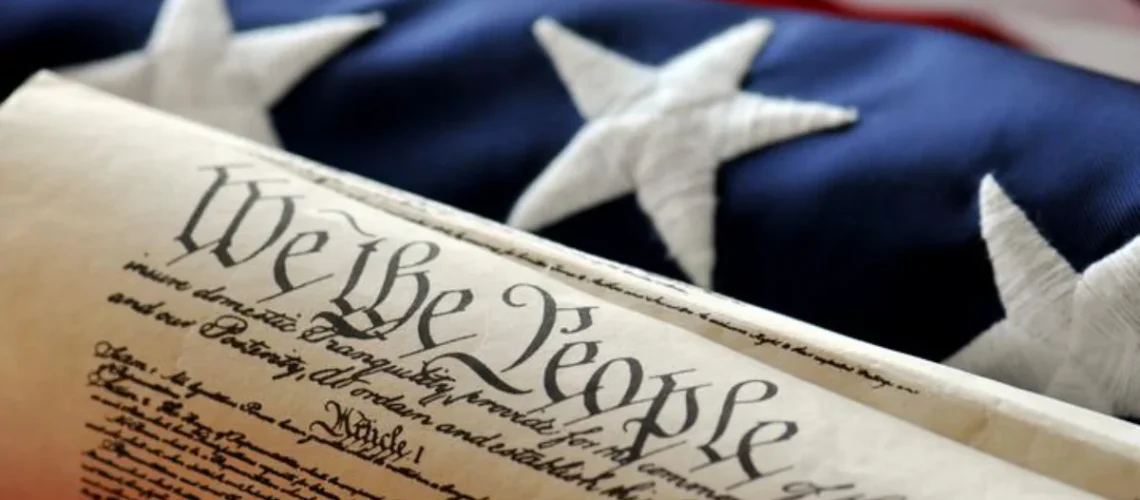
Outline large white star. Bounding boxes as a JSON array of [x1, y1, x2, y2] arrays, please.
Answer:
[[507, 17, 857, 287], [946, 174, 1140, 418], [57, 0, 382, 145]]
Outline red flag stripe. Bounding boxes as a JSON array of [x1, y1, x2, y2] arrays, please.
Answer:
[[721, 0, 1027, 47], [722, 0, 1140, 84]]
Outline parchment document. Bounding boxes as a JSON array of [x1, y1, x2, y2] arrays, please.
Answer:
[[0, 72, 1132, 500]]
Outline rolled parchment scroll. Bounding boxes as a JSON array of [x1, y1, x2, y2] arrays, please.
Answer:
[[0, 72, 1136, 500]]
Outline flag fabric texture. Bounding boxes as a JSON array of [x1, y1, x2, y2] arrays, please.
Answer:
[[728, 0, 1140, 84], [3, 0, 1140, 421]]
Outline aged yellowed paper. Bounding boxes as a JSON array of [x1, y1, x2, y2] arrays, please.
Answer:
[[0, 72, 1128, 500]]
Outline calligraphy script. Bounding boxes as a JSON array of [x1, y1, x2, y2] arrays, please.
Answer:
[[83, 340, 412, 500], [112, 163, 903, 500]]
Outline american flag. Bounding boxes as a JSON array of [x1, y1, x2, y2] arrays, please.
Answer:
[[4, 0, 1140, 422]]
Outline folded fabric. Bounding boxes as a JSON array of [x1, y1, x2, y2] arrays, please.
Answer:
[[728, 0, 1140, 84]]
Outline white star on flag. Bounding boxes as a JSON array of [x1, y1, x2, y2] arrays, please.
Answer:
[[58, 0, 382, 145], [947, 174, 1140, 418], [507, 17, 857, 287]]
